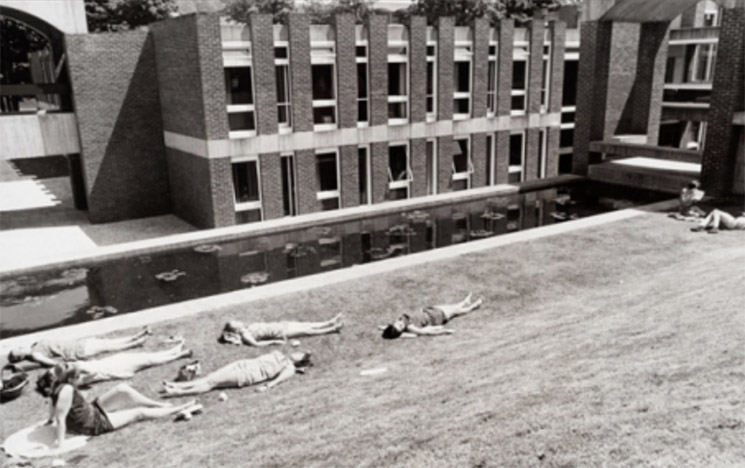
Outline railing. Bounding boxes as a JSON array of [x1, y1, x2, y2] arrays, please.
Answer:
[[0, 83, 72, 115]]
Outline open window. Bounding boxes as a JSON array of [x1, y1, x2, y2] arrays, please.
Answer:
[[511, 44, 528, 115], [232, 159, 262, 223], [388, 44, 408, 124], [509, 131, 525, 183], [316, 150, 340, 210], [453, 43, 472, 119], [452, 137, 473, 191], [225, 67, 256, 137], [388, 143, 412, 200]]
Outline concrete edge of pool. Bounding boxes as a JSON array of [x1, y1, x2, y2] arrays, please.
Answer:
[[0, 176, 586, 277], [0, 198, 678, 351]]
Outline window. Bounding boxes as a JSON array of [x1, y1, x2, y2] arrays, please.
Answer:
[[691, 44, 716, 82], [388, 44, 408, 124], [537, 129, 547, 179], [453, 44, 472, 119], [316, 151, 340, 210], [356, 44, 369, 124], [541, 43, 551, 112], [562, 58, 578, 107], [358, 146, 370, 205], [275, 45, 291, 130], [486, 134, 495, 185], [452, 137, 473, 191], [426, 139, 437, 195], [509, 132, 525, 183], [281, 154, 296, 216], [232, 160, 262, 222], [487, 42, 497, 115], [512, 45, 528, 114], [312, 63, 336, 128], [388, 143, 411, 200], [426, 42, 437, 119], [225, 67, 256, 136]]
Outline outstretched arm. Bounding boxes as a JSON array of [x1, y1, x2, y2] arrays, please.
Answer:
[[406, 325, 455, 336], [30, 352, 58, 367], [256, 366, 296, 392], [241, 331, 285, 347]]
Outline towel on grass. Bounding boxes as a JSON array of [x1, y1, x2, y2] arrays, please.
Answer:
[[2, 422, 88, 459]]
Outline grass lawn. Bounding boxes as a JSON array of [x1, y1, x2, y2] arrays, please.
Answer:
[[2, 210, 744, 468]]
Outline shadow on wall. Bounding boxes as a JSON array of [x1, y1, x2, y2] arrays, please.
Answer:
[[69, 32, 171, 224]]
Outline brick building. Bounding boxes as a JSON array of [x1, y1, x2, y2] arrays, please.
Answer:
[[50, 0, 743, 229]]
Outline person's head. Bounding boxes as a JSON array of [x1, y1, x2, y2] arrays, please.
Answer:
[[382, 318, 407, 340], [687, 179, 700, 190], [7, 346, 32, 363], [289, 352, 312, 369], [219, 320, 245, 345], [35, 363, 80, 398]]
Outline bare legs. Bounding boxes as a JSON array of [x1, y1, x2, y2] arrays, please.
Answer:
[[693, 209, 739, 232], [83, 342, 192, 381], [80, 326, 152, 358], [162, 362, 244, 397], [97, 384, 197, 430], [436, 293, 484, 321], [282, 314, 343, 338]]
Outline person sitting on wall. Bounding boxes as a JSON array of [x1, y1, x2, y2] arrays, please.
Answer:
[[219, 315, 343, 347], [161, 350, 312, 396], [678, 180, 706, 217], [65, 340, 193, 386], [36, 363, 201, 446], [7, 327, 152, 368], [380, 293, 484, 340], [691, 209, 745, 233]]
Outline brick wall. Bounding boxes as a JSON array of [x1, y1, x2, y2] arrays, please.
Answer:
[[437, 136, 453, 193], [410, 137, 427, 197], [471, 18, 489, 119], [371, 142, 388, 202], [526, 18, 545, 115], [335, 14, 357, 129], [545, 21, 566, 178], [368, 14, 389, 126], [250, 14, 279, 135], [524, 129, 540, 181], [496, 20, 514, 117], [66, 32, 170, 224], [295, 149, 317, 214], [437, 17, 454, 121], [470, 132, 487, 188], [495, 131, 510, 184], [289, 14, 313, 132], [260, 152, 284, 219], [605, 22, 639, 138], [701, 6, 745, 197], [409, 16, 427, 123], [339, 144, 360, 207]]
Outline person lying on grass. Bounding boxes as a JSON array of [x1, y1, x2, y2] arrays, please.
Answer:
[[8, 327, 151, 367], [161, 350, 311, 396], [691, 209, 745, 233], [219, 315, 343, 347], [381, 293, 484, 340], [678, 179, 705, 217], [65, 340, 192, 386], [36, 363, 200, 446]]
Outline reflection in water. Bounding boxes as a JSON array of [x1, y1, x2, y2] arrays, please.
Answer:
[[0, 184, 664, 338]]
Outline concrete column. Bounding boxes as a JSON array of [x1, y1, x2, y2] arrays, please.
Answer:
[[546, 20, 566, 178], [631, 21, 669, 143]]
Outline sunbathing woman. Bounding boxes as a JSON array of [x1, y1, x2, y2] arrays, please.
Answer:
[[162, 350, 311, 396], [381, 293, 484, 339], [36, 363, 200, 447], [8, 327, 151, 367], [691, 209, 745, 233], [69, 341, 193, 386], [219, 315, 343, 347]]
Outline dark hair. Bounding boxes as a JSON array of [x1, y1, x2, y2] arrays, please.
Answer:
[[382, 325, 402, 340], [293, 353, 313, 369], [35, 363, 80, 398], [7, 350, 24, 363], [687, 180, 700, 189]]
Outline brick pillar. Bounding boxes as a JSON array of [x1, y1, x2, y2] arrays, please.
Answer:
[[631, 22, 668, 143], [289, 14, 312, 132], [524, 129, 540, 181], [438, 136, 453, 193], [526, 17, 545, 115], [573, 20, 612, 175], [371, 142, 388, 203], [410, 138, 427, 197], [471, 18, 489, 119], [340, 145, 360, 208], [496, 19, 514, 117], [545, 20, 566, 178], [605, 22, 639, 139], [367, 14, 388, 126], [495, 131, 510, 184], [249, 14, 278, 135], [335, 14, 357, 129], [471, 133, 487, 188], [701, 6, 745, 197], [260, 152, 284, 220], [409, 16, 427, 123], [437, 17, 454, 121], [296, 149, 317, 214]]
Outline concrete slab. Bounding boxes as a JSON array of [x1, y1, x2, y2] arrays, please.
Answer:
[[0, 179, 60, 211]]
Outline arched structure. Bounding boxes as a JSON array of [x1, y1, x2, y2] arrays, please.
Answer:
[[0, 0, 87, 35]]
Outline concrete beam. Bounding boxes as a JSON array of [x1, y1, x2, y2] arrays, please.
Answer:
[[588, 140, 702, 163]]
